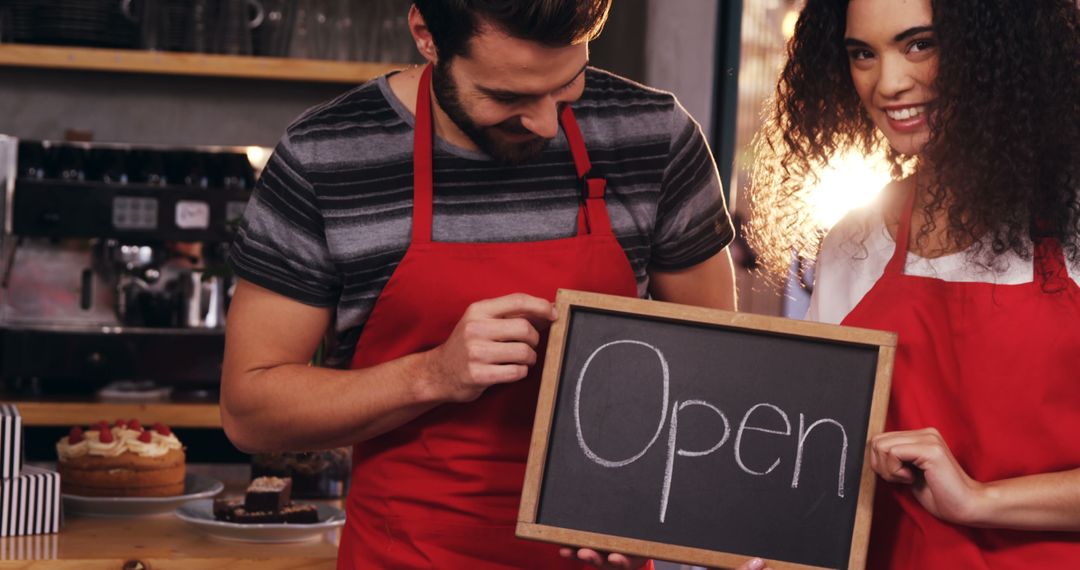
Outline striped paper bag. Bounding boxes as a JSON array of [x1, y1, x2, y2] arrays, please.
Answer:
[[0, 404, 22, 480], [1, 466, 62, 537]]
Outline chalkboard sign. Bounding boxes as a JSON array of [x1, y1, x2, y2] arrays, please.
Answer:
[[517, 290, 895, 570]]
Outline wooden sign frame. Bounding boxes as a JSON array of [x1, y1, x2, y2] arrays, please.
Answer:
[[517, 289, 896, 570]]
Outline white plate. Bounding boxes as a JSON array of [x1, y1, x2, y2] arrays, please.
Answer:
[[175, 499, 346, 543], [62, 473, 224, 517]]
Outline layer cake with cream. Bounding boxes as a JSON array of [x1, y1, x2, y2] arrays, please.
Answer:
[[56, 419, 185, 497]]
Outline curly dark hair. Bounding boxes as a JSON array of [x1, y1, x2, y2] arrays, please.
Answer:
[[748, 0, 1080, 281]]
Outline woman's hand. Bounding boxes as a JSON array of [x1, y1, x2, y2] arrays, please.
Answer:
[[557, 548, 773, 570], [869, 427, 986, 525]]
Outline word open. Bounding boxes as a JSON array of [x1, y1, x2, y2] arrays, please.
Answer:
[[574, 340, 850, 523]]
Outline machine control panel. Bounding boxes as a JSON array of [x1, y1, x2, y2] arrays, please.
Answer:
[[112, 196, 160, 231]]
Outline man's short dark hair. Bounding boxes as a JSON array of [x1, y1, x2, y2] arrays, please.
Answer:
[[413, 0, 611, 61]]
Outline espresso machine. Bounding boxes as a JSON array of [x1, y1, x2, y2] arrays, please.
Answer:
[[0, 134, 263, 396]]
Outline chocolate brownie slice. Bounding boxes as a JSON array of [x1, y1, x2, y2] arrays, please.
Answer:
[[213, 498, 242, 522], [231, 507, 286, 524], [244, 476, 292, 513], [282, 503, 320, 524]]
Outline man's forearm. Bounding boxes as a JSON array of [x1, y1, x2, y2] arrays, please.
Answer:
[[221, 350, 441, 453]]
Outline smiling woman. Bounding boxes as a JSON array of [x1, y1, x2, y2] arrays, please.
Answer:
[[748, 0, 1080, 280], [746, 0, 1080, 568], [842, 0, 937, 157]]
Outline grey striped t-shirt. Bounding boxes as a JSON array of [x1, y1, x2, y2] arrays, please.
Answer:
[[229, 67, 734, 367]]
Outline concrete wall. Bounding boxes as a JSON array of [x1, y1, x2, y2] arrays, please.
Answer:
[[644, 0, 718, 140]]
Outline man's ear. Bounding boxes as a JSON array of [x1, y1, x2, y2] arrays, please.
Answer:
[[408, 4, 438, 64]]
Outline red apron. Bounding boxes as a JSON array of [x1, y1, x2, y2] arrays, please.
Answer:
[[842, 190, 1080, 568], [337, 64, 641, 569]]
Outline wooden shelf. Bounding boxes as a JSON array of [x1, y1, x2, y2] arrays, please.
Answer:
[[8, 400, 221, 428], [0, 44, 408, 83]]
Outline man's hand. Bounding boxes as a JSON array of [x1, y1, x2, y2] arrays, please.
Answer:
[[420, 293, 557, 403], [558, 548, 774, 570]]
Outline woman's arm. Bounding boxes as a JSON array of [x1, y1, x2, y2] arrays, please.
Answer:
[[870, 428, 1080, 530]]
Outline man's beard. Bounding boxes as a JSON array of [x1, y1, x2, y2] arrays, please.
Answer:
[[431, 60, 551, 165]]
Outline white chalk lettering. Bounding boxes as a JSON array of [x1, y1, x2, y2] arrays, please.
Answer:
[[575, 340, 670, 468], [573, 340, 854, 523], [735, 403, 791, 476], [792, 414, 849, 498], [660, 400, 730, 523]]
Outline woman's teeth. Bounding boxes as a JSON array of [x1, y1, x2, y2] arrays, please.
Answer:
[[885, 106, 926, 121]]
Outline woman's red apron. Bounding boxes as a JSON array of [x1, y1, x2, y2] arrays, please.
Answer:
[[842, 189, 1080, 568], [337, 64, 641, 569]]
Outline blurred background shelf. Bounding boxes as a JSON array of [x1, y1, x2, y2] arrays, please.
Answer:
[[7, 398, 221, 427], [0, 44, 407, 83]]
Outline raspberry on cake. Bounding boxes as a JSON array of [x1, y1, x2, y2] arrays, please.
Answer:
[[56, 420, 186, 497]]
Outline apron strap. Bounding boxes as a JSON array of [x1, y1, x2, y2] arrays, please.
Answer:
[[412, 64, 436, 245], [887, 185, 1070, 287], [884, 187, 918, 276], [561, 104, 613, 237]]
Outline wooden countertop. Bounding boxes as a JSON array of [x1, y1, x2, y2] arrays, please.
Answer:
[[0, 465, 342, 569], [0, 511, 341, 569]]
